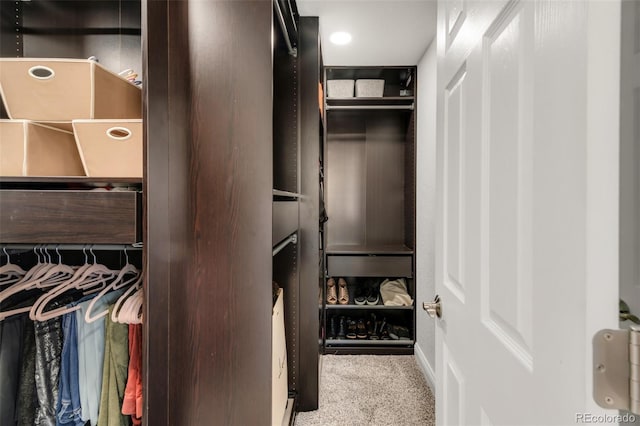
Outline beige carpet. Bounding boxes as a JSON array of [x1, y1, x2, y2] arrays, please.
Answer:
[[295, 355, 435, 426]]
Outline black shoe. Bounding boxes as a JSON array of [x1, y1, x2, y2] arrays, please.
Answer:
[[368, 314, 379, 340], [387, 324, 411, 340], [356, 319, 368, 339], [354, 280, 367, 305], [366, 280, 380, 305], [346, 318, 357, 339], [328, 316, 337, 339], [379, 318, 390, 340], [337, 316, 347, 339]]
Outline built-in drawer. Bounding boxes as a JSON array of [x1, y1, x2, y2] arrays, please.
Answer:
[[273, 201, 298, 246], [0, 189, 141, 243], [327, 255, 412, 278]]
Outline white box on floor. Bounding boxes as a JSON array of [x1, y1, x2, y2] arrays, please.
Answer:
[[272, 288, 288, 426]]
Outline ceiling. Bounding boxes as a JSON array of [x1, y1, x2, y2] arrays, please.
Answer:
[[296, 0, 437, 66]]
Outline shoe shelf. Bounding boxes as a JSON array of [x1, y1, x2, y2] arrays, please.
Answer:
[[325, 339, 414, 346], [325, 305, 413, 310]]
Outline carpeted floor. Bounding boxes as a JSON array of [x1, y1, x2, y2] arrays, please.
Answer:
[[295, 355, 435, 426]]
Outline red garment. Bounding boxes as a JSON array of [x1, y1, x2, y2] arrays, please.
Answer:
[[122, 324, 143, 425]]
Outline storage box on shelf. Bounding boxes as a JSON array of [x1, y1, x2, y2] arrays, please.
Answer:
[[355, 79, 384, 97], [0, 58, 141, 123], [272, 288, 288, 426], [326, 79, 354, 98], [0, 120, 84, 177], [72, 120, 143, 178]]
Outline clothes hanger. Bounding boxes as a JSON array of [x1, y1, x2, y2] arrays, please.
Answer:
[[116, 286, 143, 324], [0, 247, 27, 287], [84, 248, 140, 323], [111, 272, 143, 323]]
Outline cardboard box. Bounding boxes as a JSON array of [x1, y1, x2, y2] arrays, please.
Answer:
[[72, 119, 142, 178], [272, 288, 288, 426], [0, 58, 141, 124], [0, 120, 84, 176]]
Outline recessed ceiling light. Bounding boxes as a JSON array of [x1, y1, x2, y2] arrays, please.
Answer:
[[330, 31, 352, 46]]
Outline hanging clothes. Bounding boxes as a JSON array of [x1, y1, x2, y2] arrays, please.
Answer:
[[34, 299, 69, 426], [97, 305, 130, 426], [0, 314, 25, 426], [122, 324, 142, 425], [56, 309, 84, 426], [75, 289, 125, 426], [16, 319, 36, 426]]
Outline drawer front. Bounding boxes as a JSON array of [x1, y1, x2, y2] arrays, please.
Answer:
[[327, 255, 412, 278], [0, 190, 140, 243]]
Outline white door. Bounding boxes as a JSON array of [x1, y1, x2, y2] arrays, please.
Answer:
[[433, 1, 621, 425], [620, 0, 640, 325]]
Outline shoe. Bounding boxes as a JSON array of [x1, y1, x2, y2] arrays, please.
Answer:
[[354, 280, 367, 305], [388, 324, 411, 340], [346, 318, 357, 339], [380, 318, 390, 340], [369, 314, 379, 340], [337, 316, 347, 339], [328, 316, 337, 339], [327, 278, 337, 304], [356, 319, 368, 339], [366, 280, 380, 305], [338, 278, 349, 305]]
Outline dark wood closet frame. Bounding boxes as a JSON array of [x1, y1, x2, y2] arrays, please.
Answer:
[[0, 0, 321, 424], [321, 65, 417, 355]]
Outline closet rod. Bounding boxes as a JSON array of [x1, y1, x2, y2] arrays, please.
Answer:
[[274, 0, 297, 57], [326, 104, 415, 111], [0, 243, 143, 251], [272, 233, 297, 257]]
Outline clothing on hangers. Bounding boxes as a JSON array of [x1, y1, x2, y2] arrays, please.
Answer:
[[16, 319, 36, 426], [56, 309, 84, 426], [97, 305, 130, 426], [0, 315, 24, 426], [122, 323, 142, 425], [76, 289, 125, 426]]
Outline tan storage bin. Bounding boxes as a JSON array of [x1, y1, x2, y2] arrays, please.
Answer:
[[0, 120, 84, 176], [0, 58, 141, 123], [72, 119, 142, 178], [272, 288, 288, 426]]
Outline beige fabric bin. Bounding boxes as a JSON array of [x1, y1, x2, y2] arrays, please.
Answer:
[[0, 59, 141, 123], [0, 120, 85, 177], [72, 119, 142, 178]]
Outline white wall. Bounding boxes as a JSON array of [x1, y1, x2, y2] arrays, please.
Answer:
[[414, 39, 437, 389]]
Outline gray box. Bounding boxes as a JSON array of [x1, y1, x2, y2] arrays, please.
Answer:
[[327, 79, 354, 98], [355, 79, 385, 97]]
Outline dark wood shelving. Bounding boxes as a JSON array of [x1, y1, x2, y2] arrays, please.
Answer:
[[326, 96, 414, 107], [0, 177, 142, 185], [325, 305, 413, 310], [325, 339, 414, 346], [326, 244, 414, 255]]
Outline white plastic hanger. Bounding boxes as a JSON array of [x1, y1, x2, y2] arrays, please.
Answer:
[[112, 272, 143, 323], [84, 248, 140, 323], [31, 247, 117, 321], [0, 248, 27, 286]]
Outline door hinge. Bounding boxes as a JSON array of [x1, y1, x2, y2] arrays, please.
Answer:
[[593, 327, 640, 415]]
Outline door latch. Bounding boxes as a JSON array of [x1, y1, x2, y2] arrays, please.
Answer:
[[593, 327, 640, 415]]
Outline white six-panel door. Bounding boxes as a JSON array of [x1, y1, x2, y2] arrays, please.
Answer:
[[434, 1, 621, 424]]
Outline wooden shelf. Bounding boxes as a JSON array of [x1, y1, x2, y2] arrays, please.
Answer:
[[325, 339, 414, 346], [326, 244, 414, 255], [325, 304, 413, 310], [0, 177, 142, 187], [326, 97, 414, 111]]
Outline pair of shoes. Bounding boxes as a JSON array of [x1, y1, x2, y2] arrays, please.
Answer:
[[327, 278, 337, 304], [354, 279, 380, 306], [326, 278, 349, 305], [328, 316, 348, 339], [387, 324, 411, 340]]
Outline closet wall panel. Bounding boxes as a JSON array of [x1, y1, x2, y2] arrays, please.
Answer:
[[297, 16, 320, 411], [145, 1, 273, 425]]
